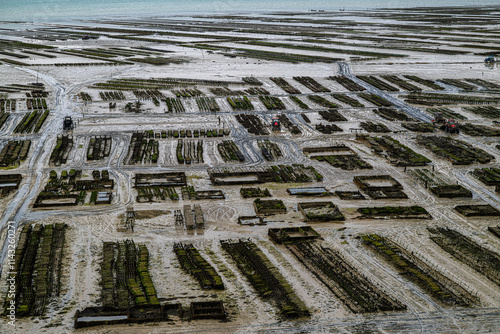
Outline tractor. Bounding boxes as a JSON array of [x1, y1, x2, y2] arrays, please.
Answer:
[[443, 119, 459, 134], [63, 116, 74, 130], [432, 112, 459, 133], [271, 117, 280, 131], [485, 55, 498, 68], [485, 55, 498, 64]]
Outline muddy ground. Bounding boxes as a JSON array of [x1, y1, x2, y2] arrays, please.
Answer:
[[0, 6, 499, 334]]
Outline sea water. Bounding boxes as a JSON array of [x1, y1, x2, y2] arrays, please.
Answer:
[[1, 0, 499, 22]]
